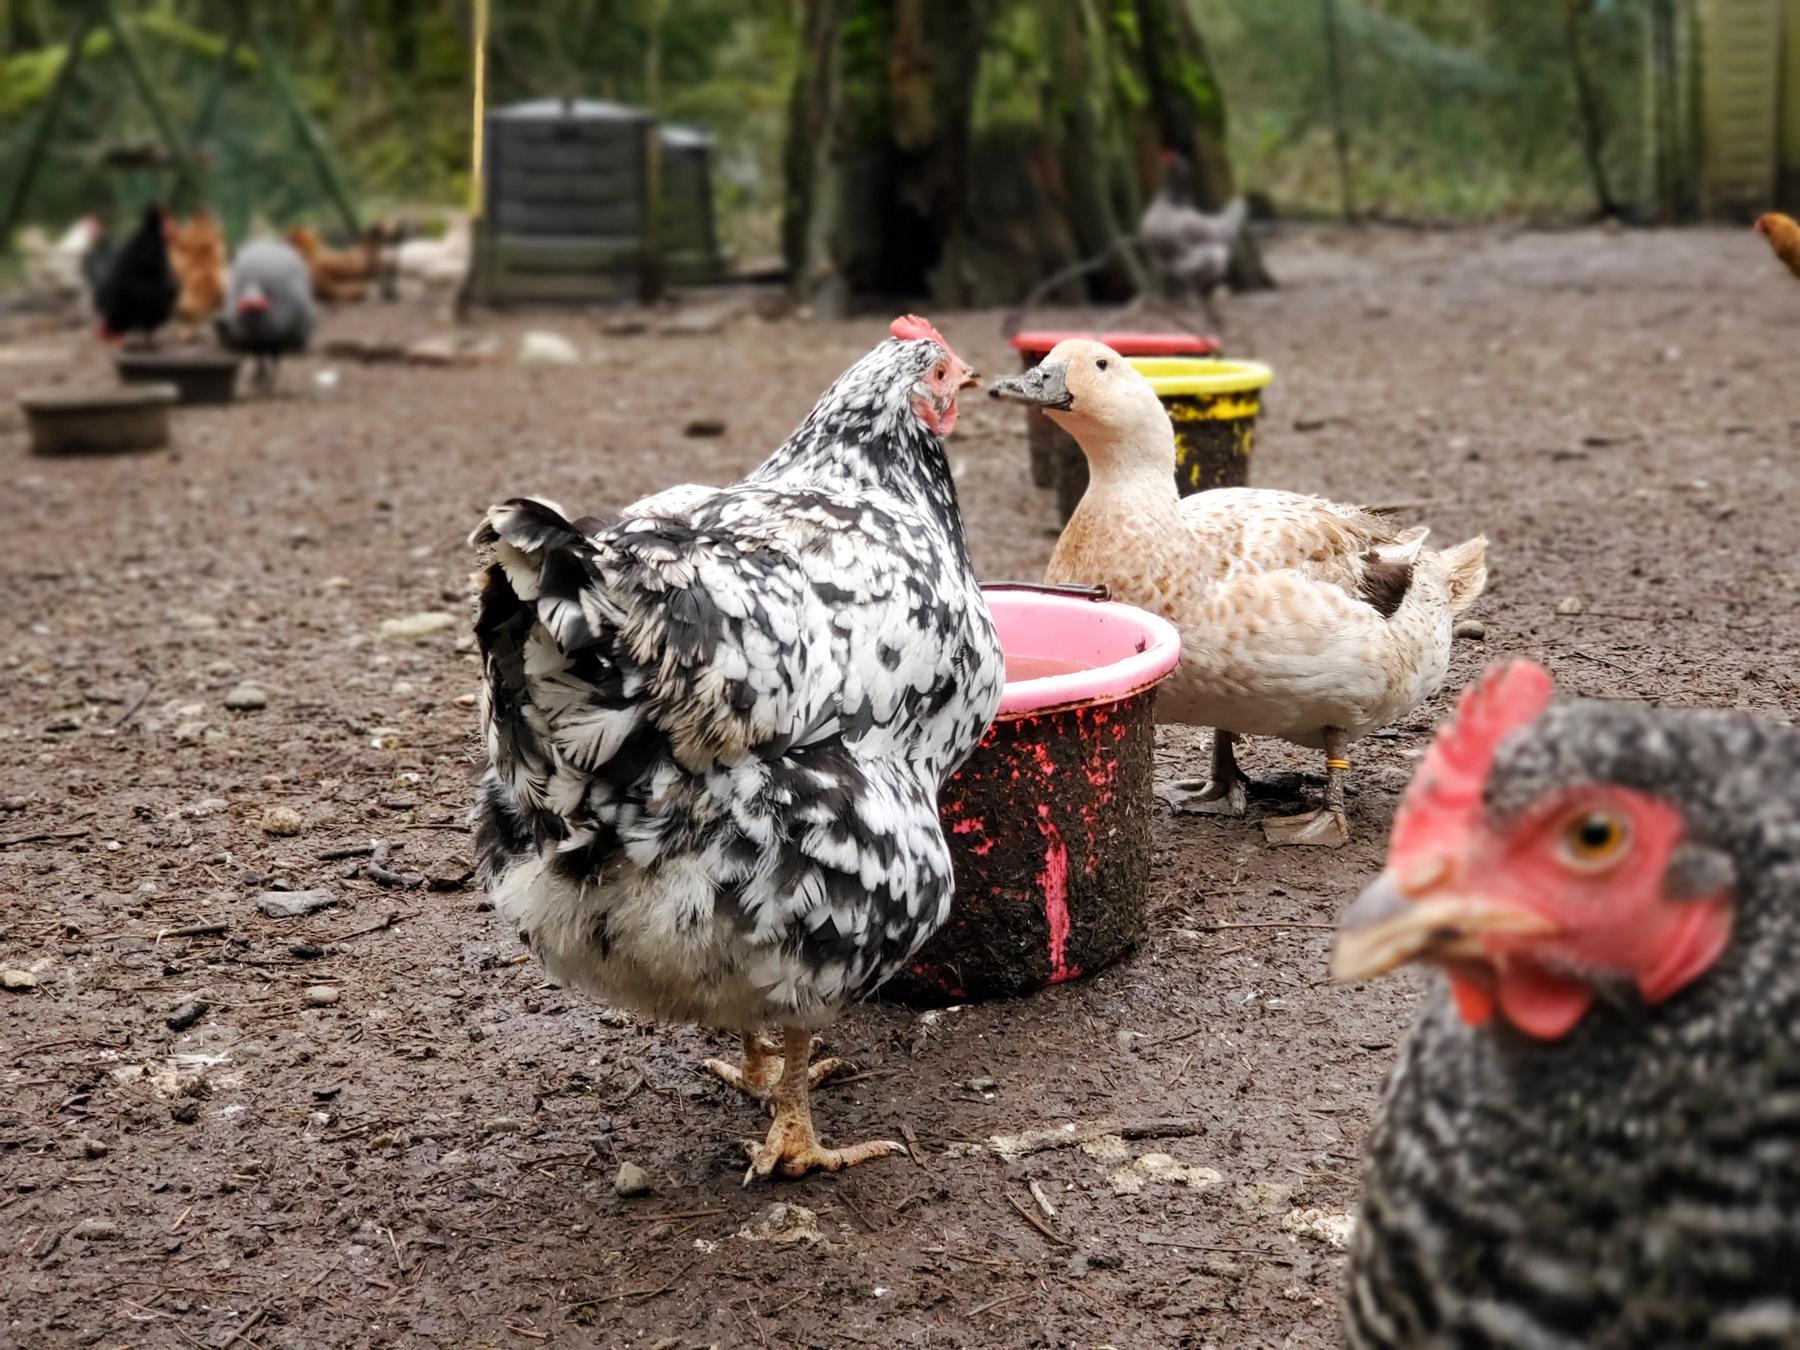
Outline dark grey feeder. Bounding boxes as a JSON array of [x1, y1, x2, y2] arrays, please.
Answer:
[[19, 384, 177, 455], [115, 351, 242, 405]]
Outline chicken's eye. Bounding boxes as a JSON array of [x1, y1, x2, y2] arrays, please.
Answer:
[[1559, 809, 1630, 870], [1096, 358, 1109, 370], [933, 363, 946, 381]]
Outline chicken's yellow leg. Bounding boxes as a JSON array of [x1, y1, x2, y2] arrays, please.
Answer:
[[743, 1026, 902, 1183], [706, 1030, 844, 1104]]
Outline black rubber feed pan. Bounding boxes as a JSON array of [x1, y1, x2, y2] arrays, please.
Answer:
[[115, 350, 242, 405], [19, 384, 177, 455]]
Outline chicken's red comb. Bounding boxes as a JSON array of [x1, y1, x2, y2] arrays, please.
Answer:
[[1390, 660, 1554, 855], [890, 314, 948, 347]]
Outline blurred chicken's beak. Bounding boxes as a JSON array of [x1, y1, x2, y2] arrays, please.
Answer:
[[1329, 867, 1557, 983], [989, 360, 1071, 411]]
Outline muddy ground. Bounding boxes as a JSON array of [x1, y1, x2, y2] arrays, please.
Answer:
[[1, 224, 1797, 1350]]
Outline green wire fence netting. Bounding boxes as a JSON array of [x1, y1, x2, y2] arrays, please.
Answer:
[[1, 0, 1651, 263]]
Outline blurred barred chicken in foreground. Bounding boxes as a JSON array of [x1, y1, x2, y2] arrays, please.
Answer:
[[469, 319, 1003, 1180], [1334, 660, 1800, 1347]]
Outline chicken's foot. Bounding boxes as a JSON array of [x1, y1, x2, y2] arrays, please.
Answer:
[[1163, 729, 1248, 815], [742, 1026, 902, 1183], [1263, 727, 1350, 847], [705, 1031, 843, 1105]]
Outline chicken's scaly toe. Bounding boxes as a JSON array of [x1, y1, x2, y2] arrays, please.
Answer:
[[1262, 807, 1350, 848], [742, 1118, 903, 1184]]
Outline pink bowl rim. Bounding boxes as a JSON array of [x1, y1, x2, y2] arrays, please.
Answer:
[[988, 592, 1183, 719]]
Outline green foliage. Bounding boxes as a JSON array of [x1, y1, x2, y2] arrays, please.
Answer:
[[1196, 0, 1650, 219], [2, 0, 797, 260], [0, 0, 1662, 265]]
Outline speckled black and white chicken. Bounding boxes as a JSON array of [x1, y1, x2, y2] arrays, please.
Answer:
[[1333, 660, 1800, 1346], [470, 318, 1003, 1180]]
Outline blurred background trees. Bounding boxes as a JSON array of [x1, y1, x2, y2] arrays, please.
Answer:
[[0, 0, 1731, 302]]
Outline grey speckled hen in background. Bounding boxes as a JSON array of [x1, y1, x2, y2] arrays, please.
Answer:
[[468, 317, 1003, 1182], [215, 238, 316, 393]]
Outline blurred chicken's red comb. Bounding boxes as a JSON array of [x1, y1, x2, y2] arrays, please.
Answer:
[[890, 314, 948, 347], [1391, 660, 1553, 853]]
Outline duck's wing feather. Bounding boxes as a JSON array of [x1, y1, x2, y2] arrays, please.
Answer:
[[1177, 488, 1418, 597]]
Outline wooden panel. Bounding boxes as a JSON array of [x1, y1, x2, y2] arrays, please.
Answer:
[[1699, 0, 1782, 213], [1781, 0, 1800, 206]]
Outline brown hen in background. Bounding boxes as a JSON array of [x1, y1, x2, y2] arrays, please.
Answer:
[[1753, 212, 1800, 279], [167, 207, 227, 322], [285, 224, 386, 302]]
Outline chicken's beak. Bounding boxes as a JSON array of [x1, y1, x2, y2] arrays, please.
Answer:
[[989, 360, 1072, 411], [1329, 867, 1557, 983]]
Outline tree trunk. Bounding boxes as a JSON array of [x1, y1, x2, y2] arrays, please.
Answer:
[[889, 0, 995, 306], [1128, 0, 1273, 291], [781, 0, 849, 310], [1052, 0, 1139, 300], [1562, 0, 1620, 218], [784, 0, 1266, 304]]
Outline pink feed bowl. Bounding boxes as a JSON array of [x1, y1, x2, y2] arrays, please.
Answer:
[[886, 585, 1182, 1004]]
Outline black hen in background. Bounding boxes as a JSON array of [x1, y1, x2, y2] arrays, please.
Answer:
[[94, 204, 178, 345], [216, 238, 316, 392]]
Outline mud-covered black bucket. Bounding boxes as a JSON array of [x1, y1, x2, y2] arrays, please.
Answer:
[[885, 586, 1181, 1006]]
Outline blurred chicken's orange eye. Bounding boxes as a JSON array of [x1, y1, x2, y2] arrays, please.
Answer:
[[933, 363, 946, 380], [1558, 809, 1629, 870]]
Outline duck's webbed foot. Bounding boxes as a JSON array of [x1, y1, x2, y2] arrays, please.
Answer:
[[1264, 727, 1351, 848], [1163, 730, 1247, 815]]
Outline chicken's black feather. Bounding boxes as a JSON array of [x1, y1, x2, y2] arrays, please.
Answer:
[[95, 205, 178, 340]]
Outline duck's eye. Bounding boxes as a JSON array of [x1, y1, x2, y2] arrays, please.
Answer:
[[1096, 358, 1109, 370], [1558, 809, 1630, 870]]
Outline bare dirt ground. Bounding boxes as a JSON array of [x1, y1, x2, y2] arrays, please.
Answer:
[[1, 223, 1797, 1350]]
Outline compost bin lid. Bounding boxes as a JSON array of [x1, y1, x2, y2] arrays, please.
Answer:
[[660, 126, 714, 149], [488, 98, 650, 123], [1009, 330, 1220, 357]]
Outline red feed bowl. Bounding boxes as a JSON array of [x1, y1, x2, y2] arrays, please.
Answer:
[[1008, 330, 1221, 360]]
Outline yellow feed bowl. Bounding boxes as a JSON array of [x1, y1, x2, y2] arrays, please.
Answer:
[[1126, 357, 1274, 497]]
